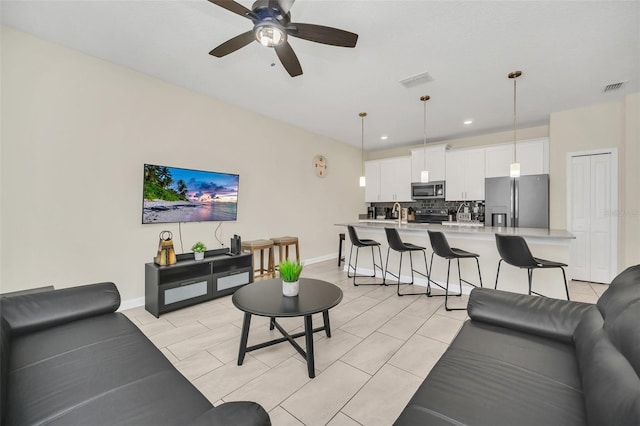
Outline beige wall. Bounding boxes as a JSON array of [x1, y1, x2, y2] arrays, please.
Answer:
[[549, 95, 639, 271], [623, 94, 640, 268], [0, 27, 365, 300]]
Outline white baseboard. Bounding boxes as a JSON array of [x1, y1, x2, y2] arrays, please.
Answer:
[[346, 266, 474, 295], [118, 296, 144, 312], [302, 253, 340, 265]]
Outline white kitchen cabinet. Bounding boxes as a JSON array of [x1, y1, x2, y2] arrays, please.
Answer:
[[485, 145, 514, 178], [410, 145, 448, 182], [364, 161, 382, 202], [517, 139, 547, 175], [364, 157, 412, 202], [445, 148, 485, 201], [484, 138, 548, 177]]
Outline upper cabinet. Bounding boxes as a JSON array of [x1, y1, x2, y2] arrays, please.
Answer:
[[445, 148, 485, 201], [410, 145, 448, 182], [485, 138, 549, 178], [365, 156, 412, 202], [364, 161, 382, 203]]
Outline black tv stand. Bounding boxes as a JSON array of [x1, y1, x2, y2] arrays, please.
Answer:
[[145, 252, 253, 317]]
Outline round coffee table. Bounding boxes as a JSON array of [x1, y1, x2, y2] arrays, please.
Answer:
[[232, 278, 343, 378]]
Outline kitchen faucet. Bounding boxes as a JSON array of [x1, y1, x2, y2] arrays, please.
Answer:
[[392, 202, 402, 226], [457, 202, 471, 222]]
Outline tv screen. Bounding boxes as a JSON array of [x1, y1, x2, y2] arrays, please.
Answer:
[[142, 164, 239, 224]]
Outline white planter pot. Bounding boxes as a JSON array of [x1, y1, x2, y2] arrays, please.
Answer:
[[194, 252, 205, 261], [282, 280, 299, 297]]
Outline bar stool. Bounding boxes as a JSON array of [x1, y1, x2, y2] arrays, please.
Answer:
[[494, 234, 569, 300], [338, 233, 345, 267], [384, 228, 429, 296], [241, 239, 275, 279], [270, 236, 300, 266], [427, 231, 483, 311], [346, 226, 385, 286]]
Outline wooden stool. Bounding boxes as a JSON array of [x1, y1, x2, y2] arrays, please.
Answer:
[[241, 239, 275, 279], [270, 236, 300, 266]]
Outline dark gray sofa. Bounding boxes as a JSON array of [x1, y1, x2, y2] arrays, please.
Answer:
[[395, 264, 640, 425], [0, 282, 271, 426]]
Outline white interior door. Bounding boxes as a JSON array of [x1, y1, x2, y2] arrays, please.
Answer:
[[570, 156, 591, 280], [590, 155, 612, 283], [569, 152, 615, 283]]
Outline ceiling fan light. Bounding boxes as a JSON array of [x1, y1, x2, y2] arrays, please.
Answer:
[[255, 24, 286, 47]]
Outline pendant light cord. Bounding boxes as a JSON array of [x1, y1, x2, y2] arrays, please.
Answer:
[[423, 98, 427, 170], [513, 76, 517, 162], [509, 71, 521, 162], [420, 95, 430, 169], [360, 112, 367, 176]]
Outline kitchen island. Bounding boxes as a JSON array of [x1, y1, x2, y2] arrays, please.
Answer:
[[337, 221, 575, 302]]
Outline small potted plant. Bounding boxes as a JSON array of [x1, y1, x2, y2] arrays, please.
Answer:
[[279, 259, 303, 297], [191, 241, 207, 261]]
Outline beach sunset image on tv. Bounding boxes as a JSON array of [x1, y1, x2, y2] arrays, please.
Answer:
[[142, 164, 239, 224]]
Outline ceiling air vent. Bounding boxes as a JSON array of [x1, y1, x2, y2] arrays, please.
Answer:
[[603, 81, 626, 92], [399, 71, 434, 88]]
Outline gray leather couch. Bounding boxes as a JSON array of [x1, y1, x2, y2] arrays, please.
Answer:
[[395, 265, 640, 425], [0, 282, 271, 426]]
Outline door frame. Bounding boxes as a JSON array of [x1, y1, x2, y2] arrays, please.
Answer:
[[566, 148, 618, 282]]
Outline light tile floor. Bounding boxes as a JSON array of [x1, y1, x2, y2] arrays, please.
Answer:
[[123, 260, 605, 426]]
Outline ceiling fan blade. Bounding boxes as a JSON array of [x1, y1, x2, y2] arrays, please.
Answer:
[[274, 42, 303, 77], [209, 31, 255, 57], [207, 0, 254, 19], [286, 23, 358, 48]]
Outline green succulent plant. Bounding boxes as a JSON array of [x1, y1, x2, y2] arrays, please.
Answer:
[[279, 259, 303, 283], [191, 241, 207, 253]]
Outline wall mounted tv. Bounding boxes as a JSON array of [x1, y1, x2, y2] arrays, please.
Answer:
[[142, 164, 239, 224]]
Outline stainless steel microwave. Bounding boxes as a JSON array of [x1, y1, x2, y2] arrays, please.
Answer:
[[411, 181, 445, 200]]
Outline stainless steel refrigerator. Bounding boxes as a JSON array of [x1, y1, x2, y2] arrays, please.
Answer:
[[484, 174, 549, 228]]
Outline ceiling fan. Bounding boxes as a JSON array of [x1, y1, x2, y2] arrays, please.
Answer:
[[207, 0, 359, 77]]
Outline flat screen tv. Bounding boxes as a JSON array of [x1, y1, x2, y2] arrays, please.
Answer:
[[142, 164, 239, 224]]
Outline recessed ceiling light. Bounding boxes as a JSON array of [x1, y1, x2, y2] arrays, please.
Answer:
[[463, 120, 473, 125], [380, 135, 389, 140]]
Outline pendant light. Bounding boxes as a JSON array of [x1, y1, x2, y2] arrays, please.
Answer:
[[359, 112, 367, 187], [420, 95, 430, 183], [509, 71, 522, 178]]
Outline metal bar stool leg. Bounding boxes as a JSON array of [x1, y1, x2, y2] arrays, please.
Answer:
[[494, 259, 503, 289], [347, 245, 355, 277], [561, 267, 570, 301], [457, 258, 463, 296], [377, 246, 386, 285], [347, 244, 383, 286], [445, 259, 468, 312], [475, 257, 483, 288], [396, 253, 404, 296], [384, 247, 391, 284], [444, 259, 452, 310], [427, 252, 435, 295]]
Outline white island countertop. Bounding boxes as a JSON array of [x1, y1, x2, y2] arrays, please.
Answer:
[[338, 221, 575, 298], [338, 221, 575, 241]]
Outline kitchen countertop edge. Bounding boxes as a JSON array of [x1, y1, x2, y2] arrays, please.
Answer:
[[336, 221, 575, 240]]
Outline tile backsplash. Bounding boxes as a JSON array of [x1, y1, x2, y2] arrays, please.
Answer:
[[371, 200, 480, 212]]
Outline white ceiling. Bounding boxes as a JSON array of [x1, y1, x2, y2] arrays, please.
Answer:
[[2, 0, 639, 151]]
